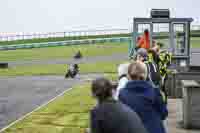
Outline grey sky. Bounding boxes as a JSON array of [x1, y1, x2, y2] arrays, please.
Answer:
[[0, 0, 200, 32]]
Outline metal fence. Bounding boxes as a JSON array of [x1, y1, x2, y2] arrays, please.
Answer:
[[0, 29, 130, 42], [0, 37, 131, 51], [1, 25, 200, 42], [0, 25, 200, 51]]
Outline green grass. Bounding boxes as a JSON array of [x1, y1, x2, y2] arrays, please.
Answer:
[[2, 74, 117, 133], [0, 37, 199, 63], [0, 42, 128, 62], [191, 38, 200, 48], [0, 61, 123, 76], [0, 38, 199, 62], [191, 43, 200, 48]]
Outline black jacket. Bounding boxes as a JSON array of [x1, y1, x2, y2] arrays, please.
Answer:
[[90, 99, 147, 133]]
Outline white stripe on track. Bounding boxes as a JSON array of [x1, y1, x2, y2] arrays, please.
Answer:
[[0, 87, 73, 132]]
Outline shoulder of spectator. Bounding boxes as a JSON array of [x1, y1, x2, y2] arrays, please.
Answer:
[[90, 105, 104, 121], [117, 78, 128, 89], [119, 77, 128, 83]]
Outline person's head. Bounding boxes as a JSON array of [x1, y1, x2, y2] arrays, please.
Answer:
[[136, 48, 148, 62], [136, 36, 142, 47], [144, 29, 149, 34], [118, 63, 130, 79], [144, 29, 149, 36], [152, 40, 156, 46], [91, 77, 114, 102], [151, 42, 162, 54], [73, 64, 79, 69], [157, 42, 164, 48], [148, 49, 159, 62], [128, 61, 147, 81]]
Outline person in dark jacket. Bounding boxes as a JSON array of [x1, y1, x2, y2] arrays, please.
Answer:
[[119, 62, 168, 133], [90, 77, 147, 133], [136, 48, 167, 103]]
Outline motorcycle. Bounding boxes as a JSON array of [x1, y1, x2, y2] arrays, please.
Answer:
[[73, 51, 82, 59], [65, 64, 79, 78]]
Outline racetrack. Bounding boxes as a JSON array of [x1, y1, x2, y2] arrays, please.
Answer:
[[6, 53, 128, 67], [0, 74, 103, 130], [3, 48, 200, 67], [1, 48, 200, 131], [0, 52, 129, 130]]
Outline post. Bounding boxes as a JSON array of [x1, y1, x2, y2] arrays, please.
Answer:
[[169, 22, 174, 54], [182, 80, 200, 129], [166, 69, 179, 98], [186, 22, 190, 66]]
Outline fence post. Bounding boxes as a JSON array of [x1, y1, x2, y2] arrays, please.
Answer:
[[182, 80, 200, 129]]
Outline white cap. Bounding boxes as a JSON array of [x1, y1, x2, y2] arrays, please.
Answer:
[[118, 63, 130, 77]]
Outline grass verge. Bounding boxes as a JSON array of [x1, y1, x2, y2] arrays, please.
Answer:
[[0, 61, 123, 76], [2, 74, 117, 133], [0, 38, 199, 62], [0, 42, 128, 62], [2, 83, 94, 133]]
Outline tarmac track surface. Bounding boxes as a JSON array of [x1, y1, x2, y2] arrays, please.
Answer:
[[0, 74, 103, 130], [5, 48, 200, 67], [0, 53, 127, 130], [7, 53, 128, 67]]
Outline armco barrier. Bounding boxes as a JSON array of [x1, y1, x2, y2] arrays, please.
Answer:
[[0, 37, 131, 51], [0, 29, 130, 42]]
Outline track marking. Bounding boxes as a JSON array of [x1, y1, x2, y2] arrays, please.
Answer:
[[0, 87, 73, 132]]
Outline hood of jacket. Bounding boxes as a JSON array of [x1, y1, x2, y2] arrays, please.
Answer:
[[125, 80, 155, 102]]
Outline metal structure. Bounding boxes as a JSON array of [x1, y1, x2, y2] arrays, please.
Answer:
[[130, 9, 193, 68]]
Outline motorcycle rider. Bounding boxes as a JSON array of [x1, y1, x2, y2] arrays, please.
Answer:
[[65, 63, 79, 78]]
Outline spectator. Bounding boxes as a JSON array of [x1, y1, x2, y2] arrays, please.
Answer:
[[90, 77, 148, 133], [136, 48, 148, 62], [136, 42, 166, 104], [136, 48, 161, 89], [136, 29, 150, 49], [119, 62, 168, 133], [113, 63, 130, 100]]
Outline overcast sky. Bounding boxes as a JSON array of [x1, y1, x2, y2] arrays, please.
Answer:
[[0, 0, 200, 32]]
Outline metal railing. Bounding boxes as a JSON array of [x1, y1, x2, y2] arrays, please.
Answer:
[[0, 26, 200, 51], [0, 37, 131, 51], [1, 25, 200, 42], [0, 29, 130, 42]]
